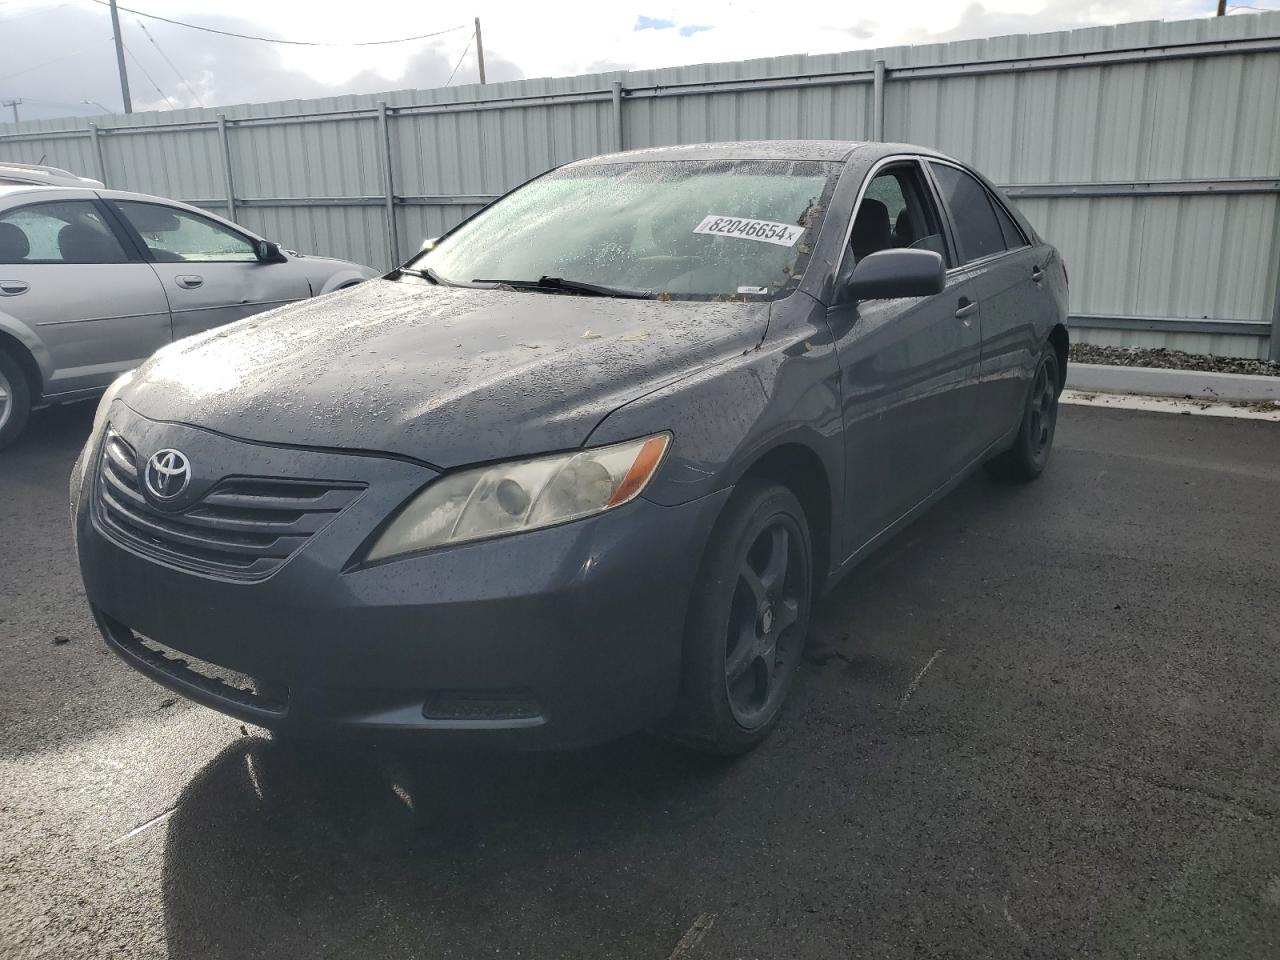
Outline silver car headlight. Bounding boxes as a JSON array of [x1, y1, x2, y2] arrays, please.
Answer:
[[365, 433, 670, 561]]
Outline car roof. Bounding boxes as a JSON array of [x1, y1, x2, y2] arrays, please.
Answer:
[[574, 140, 866, 165], [566, 139, 964, 170], [0, 182, 80, 201], [0, 163, 104, 188], [0, 183, 267, 241]]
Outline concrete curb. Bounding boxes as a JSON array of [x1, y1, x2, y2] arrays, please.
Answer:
[[1065, 362, 1280, 402]]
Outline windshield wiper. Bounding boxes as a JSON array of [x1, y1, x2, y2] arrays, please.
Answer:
[[471, 276, 654, 299], [398, 265, 455, 285]]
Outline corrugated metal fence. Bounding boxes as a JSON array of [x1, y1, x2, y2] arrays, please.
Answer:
[[3, 13, 1279, 359]]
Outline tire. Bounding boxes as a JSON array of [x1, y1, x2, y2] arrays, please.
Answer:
[[660, 479, 814, 755], [984, 344, 1061, 482], [0, 348, 32, 452]]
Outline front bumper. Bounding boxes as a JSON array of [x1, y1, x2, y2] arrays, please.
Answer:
[[74, 404, 728, 748]]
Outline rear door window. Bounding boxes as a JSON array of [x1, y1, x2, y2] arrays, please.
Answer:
[[929, 163, 1007, 264], [991, 198, 1027, 250], [0, 200, 129, 264]]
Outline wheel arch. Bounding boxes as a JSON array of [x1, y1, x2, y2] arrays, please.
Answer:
[[0, 327, 43, 403], [732, 439, 836, 592], [1048, 322, 1069, 394]]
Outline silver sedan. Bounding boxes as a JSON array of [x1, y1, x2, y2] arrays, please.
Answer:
[[0, 183, 378, 448]]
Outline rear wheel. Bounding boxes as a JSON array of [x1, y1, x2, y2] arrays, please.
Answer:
[[0, 349, 32, 451], [984, 345, 1060, 482], [661, 479, 813, 755]]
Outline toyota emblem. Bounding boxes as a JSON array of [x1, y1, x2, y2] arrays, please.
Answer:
[[144, 449, 192, 501]]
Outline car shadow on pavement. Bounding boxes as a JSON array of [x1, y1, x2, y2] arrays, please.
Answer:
[[159, 732, 738, 959], [152, 474, 1023, 960]]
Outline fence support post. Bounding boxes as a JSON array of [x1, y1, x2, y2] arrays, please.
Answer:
[[88, 122, 107, 186], [377, 101, 400, 268], [872, 60, 886, 141], [216, 114, 236, 222], [1270, 269, 1280, 363], [611, 81, 625, 152]]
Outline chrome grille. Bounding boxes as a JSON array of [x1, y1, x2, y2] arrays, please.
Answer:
[[95, 427, 365, 580]]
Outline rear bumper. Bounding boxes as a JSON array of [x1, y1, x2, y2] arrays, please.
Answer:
[[74, 407, 728, 748]]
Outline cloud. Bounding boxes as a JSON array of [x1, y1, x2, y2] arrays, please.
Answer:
[[0, 0, 1226, 123], [900, 0, 1208, 44], [0, 4, 523, 120], [634, 16, 677, 31]]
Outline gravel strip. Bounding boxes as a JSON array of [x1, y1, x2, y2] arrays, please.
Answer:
[[1069, 344, 1280, 377]]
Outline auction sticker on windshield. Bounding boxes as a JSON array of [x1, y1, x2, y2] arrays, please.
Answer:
[[694, 215, 804, 247]]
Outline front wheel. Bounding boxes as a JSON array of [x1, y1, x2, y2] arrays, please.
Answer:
[[660, 479, 813, 755], [985, 345, 1060, 482]]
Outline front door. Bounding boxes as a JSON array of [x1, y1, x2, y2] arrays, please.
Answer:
[[0, 197, 171, 397], [825, 159, 982, 556], [109, 200, 309, 340]]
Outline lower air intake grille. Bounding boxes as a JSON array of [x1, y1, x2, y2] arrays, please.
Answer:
[[95, 427, 364, 580], [98, 611, 288, 716]]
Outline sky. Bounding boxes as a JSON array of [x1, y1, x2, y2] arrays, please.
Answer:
[[0, 0, 1272, 121]]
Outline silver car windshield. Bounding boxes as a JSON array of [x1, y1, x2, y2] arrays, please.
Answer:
[[410, 159, 841, 299]]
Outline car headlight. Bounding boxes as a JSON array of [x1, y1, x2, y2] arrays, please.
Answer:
[[365, 433, 670, 561]]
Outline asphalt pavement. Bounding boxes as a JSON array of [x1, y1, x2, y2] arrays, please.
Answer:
[[1, 401, 1278, 960]]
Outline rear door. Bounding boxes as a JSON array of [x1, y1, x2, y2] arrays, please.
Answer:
[[825, 158, 983, 555], [928, 162, 1044, 442], [108, 199, 310, 339], [0, 196, 171, 397]]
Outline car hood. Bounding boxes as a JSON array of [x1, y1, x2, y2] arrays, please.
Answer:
[[121, 279, 769, 466]]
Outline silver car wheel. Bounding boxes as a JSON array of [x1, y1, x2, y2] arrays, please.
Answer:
[[0, 366, 12, 434]]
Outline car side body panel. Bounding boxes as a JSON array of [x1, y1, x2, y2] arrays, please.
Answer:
[[14, 262, 173, 398], [0, 183, 377, 410], [592, 145, 1067, 588]]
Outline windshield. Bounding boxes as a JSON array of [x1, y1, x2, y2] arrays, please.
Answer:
[[409, 159, 842, 299]]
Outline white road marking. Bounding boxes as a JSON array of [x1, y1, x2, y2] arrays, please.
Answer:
[[108, 807, 176, 846], [898, 649, 944, 713], [1062, 389, 1280, 421], [667, 912, 716, 959]]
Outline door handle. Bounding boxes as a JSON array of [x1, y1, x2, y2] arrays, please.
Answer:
[[1031, 265, 1045, 283], [176, 275, 204, 289], [0, 280, 29, 296], [955, 298, 978, 320]]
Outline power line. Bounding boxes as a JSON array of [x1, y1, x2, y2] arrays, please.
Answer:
[[135, 16, 205, 107], [83, 0, 466, 47], [122, 40, 177, 109], [0, 44, 99, 83], [446, 31, 476, 86]]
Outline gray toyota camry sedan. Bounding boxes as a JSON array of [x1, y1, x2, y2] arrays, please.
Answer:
[[72, 140, 1068, 754]]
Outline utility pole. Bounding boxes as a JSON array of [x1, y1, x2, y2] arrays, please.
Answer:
[[108, 0, 133, 113], [474, 17, 486, 84], [2, 99, 21, 123], [1217, 0, 1227, 15]]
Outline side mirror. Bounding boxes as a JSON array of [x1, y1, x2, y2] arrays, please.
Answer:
[[419, 236, 440, 253], [255, 239, 288, 264], [845, 249, 945, 301]]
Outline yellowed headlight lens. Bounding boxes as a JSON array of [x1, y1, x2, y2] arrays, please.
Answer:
[[365, 433, 670, 561]]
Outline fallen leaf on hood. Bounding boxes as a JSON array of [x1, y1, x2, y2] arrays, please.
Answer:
[[581, 330, 601, 339]]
